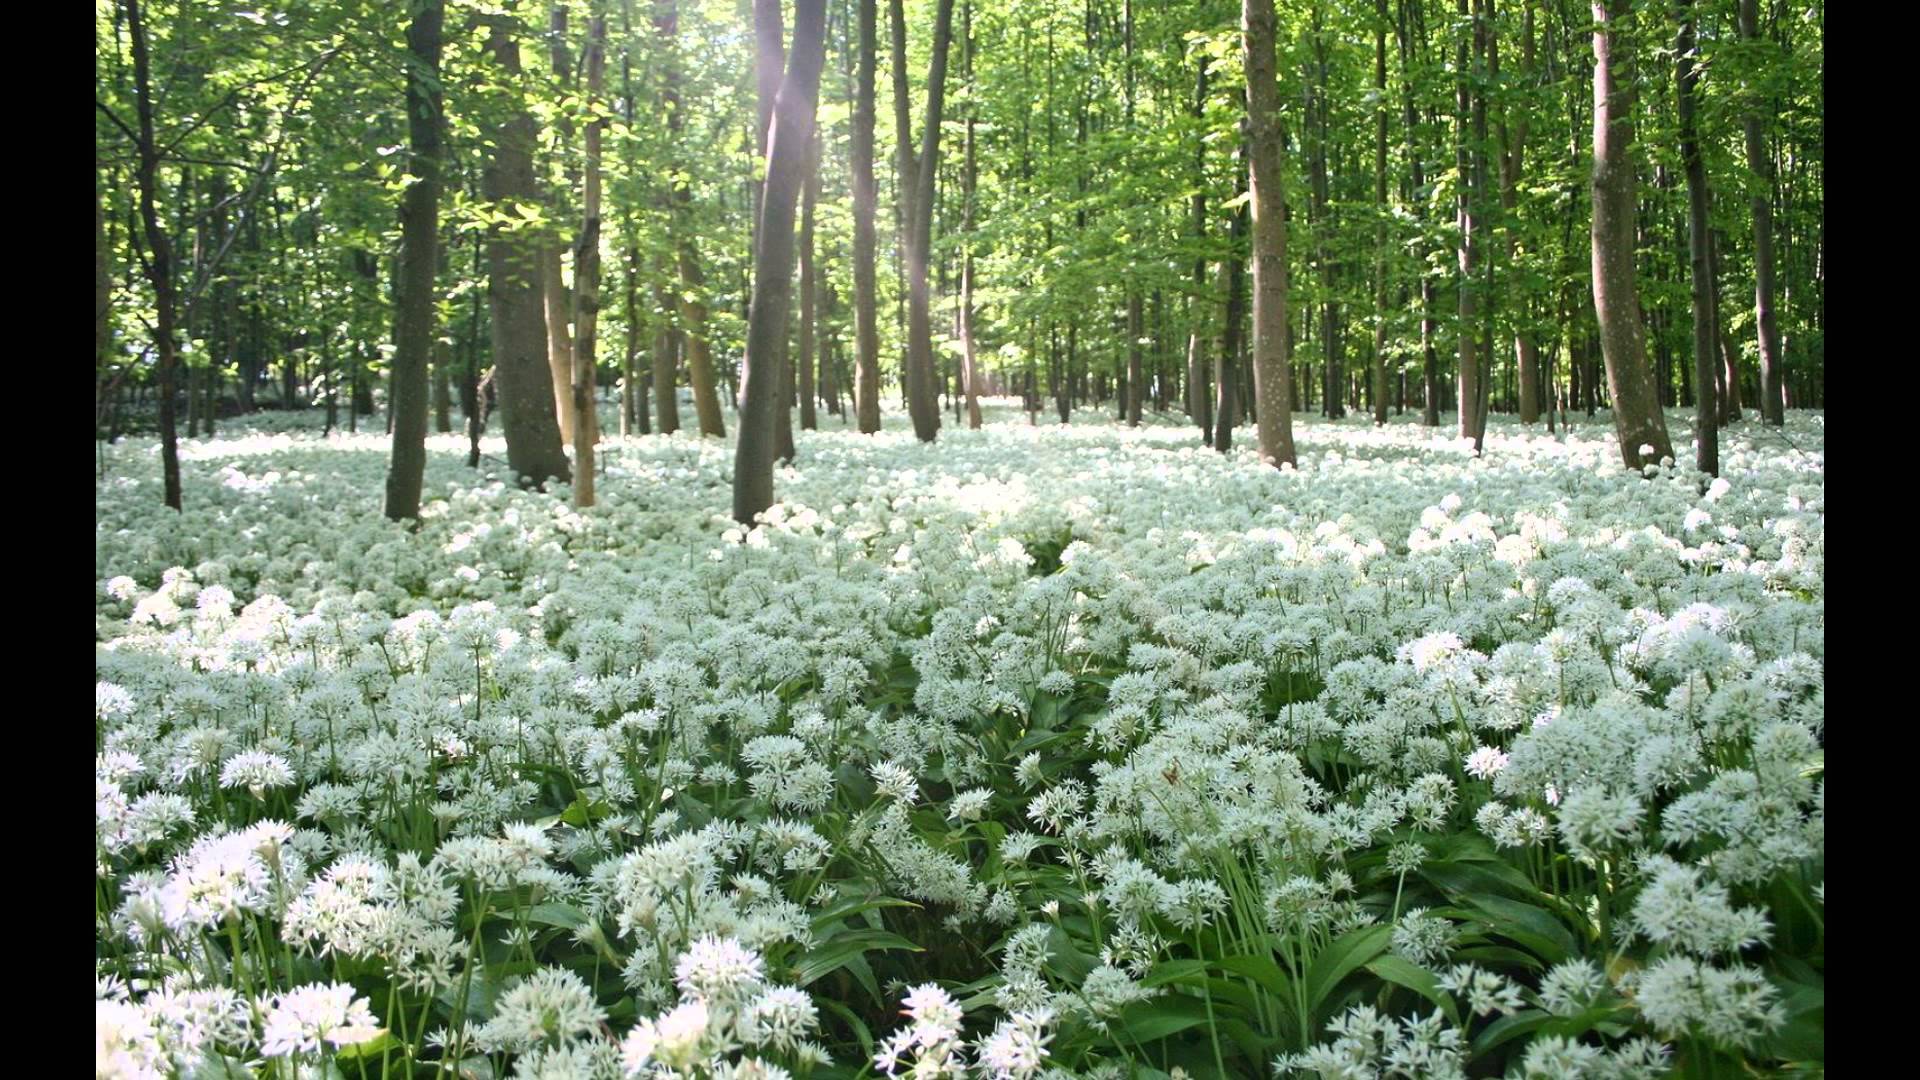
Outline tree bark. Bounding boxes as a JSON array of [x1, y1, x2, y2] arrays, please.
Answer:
[[656, 0, 725, 437], [1676, 0, 1717, 474], [959, 0, 984, 430], [799, 126, 820, 431], [544, 5, 578, 446], [383, 0, 442, 520], [735, 0, 828, 524], [1245, 0, 1296, 466], [570, 2, 607, 507], [897, 0, 957, 443], [123, 0, 183, 509], [1454, 0, 1482, 446], [852, 0, 883, 433], [1213, 147, 1249, 454], [1737, 0, 1783, 424], [1589, 0, 1674, 469]]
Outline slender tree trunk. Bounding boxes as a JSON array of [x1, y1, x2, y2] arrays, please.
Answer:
[[569, 2, 607, 507], [1187, 55, 1212, 443], [1590, 0, 1673, 469], [1371, 0, 1391, 426], [383, 0, 442, 520], [852, 0, 883, 432], [959, 0, 984, 430], [799, 126, 819, 432], [897, 0, 956, 443], [1454, 0, 1482, 445], [1738, 0, 1782, 424], [124, 0, 183, 508], [1213, 150, 1249, 454], [656, 1, 725, 437], [1676, 0, 1717, 474], [544, 5, 578, 446], [1245, 0, 1296, 466], [734, 0, 827, 523]]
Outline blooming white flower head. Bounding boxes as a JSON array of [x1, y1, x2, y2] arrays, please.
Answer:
[[623, 998, 711, 1074], [975, 1007, 1054, 1079], [1463, 746, 1510, 780], [870, 761, 920, 804], [258, 982, 382, 1058], [674, 935, 767, 1007], [219, 751, 295, 799]]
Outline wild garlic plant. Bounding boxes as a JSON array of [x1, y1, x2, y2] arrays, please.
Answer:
[[97, 405, 1823, 1077]]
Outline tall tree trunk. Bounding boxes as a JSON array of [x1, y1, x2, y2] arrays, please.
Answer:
[[1213, 149, 1249, 454], [959, 0, 984, 430], [1371, 0, 1391, 426], [1245, 0, 1296, 466], [1398, 0, 1440, 426], [384, 0, 442, 520], [544, 5, 578, 446], [852, 0, 883, 433], [1454, 0, 1481, 445], [736, 0, 829, 524], [1676, 0, 1717, 474], [1497, 1, 1539, 425], [1590, 0, 1673, 469], [656, 0, 725, 437], [799, 126, 820, 431], [570, 2, 607, 507], [1187, 55, 1212, 443], [896, 0, 957, 443], [124, 0, 182, 509], [1738, 0, 1782, 424], [755, 0, 797, 464]]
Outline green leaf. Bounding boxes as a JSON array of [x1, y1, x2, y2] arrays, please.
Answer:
[[1365, 955, 1460, 1026], [792, 930, 923, 987], [525, 902, 587, 932], [1458, 894, 1576, 965], [1114, 993, 1216, 1042], [1471, 1009, 1553, 1057], [1305, 924, 1393, 1022]]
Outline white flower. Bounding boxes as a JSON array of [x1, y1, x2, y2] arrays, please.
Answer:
[[258, 982, 382, 1057], [1463, 746, 1510, 780]]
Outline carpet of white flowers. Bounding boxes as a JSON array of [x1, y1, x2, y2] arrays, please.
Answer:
[[96, 403, 1824, 1079]]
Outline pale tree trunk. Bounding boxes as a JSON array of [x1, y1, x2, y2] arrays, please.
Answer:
[[384, 0, 442, 521], [1245, 0, 1296, 466], [1187, 56, 1212, 443], [545, 5, 578, 446], [1590, 0, 1674, 469], [1498, 1, 1540, 424], [655, 0, 725, 436], [1676, 0, 1717, 474], [1372, 0, 1390, 426], [959, 0, 983, 429], [1738, 0, 1782, 424], [570, 2, 606, 507], [799, 126, 820, 431], [895, 0, 957, 443], [1213, 148, 1248, 454], [755, 0, 797, 464], [124, 0, 182, 509], [433, 341, 453, 433], [1454, 0, 1481, 445], [734, 0, 827, 524], [852, 0, 882, 433]]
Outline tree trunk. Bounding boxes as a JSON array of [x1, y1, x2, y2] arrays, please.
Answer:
[[1737, 0, 1783, 424], [734, 0, 828, 524], [799, 126, 820, 431], [1372, 0, 1391, 426], [1245, 0, 1296, 466], [1590, 0, 1673, 470], [1676, 0, 1717, 474], [656, 1, 725, 437], [1213, 152, 1249, 454], [570, 2, 607, 507], [959, 0, 984, 430], [896, 0, 956, 443], [383, 0, 442, 520], [124, 0, 183, 509], [544, 5, 578, 447], [1454, 0, 1481, 446], [852, 0, 883, 433]]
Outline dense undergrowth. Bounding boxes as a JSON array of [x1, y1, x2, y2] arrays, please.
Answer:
[[96, 403, 1824, 1079]]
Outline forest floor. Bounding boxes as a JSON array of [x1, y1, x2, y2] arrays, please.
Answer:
[[95, 402, 1824, 1077]]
